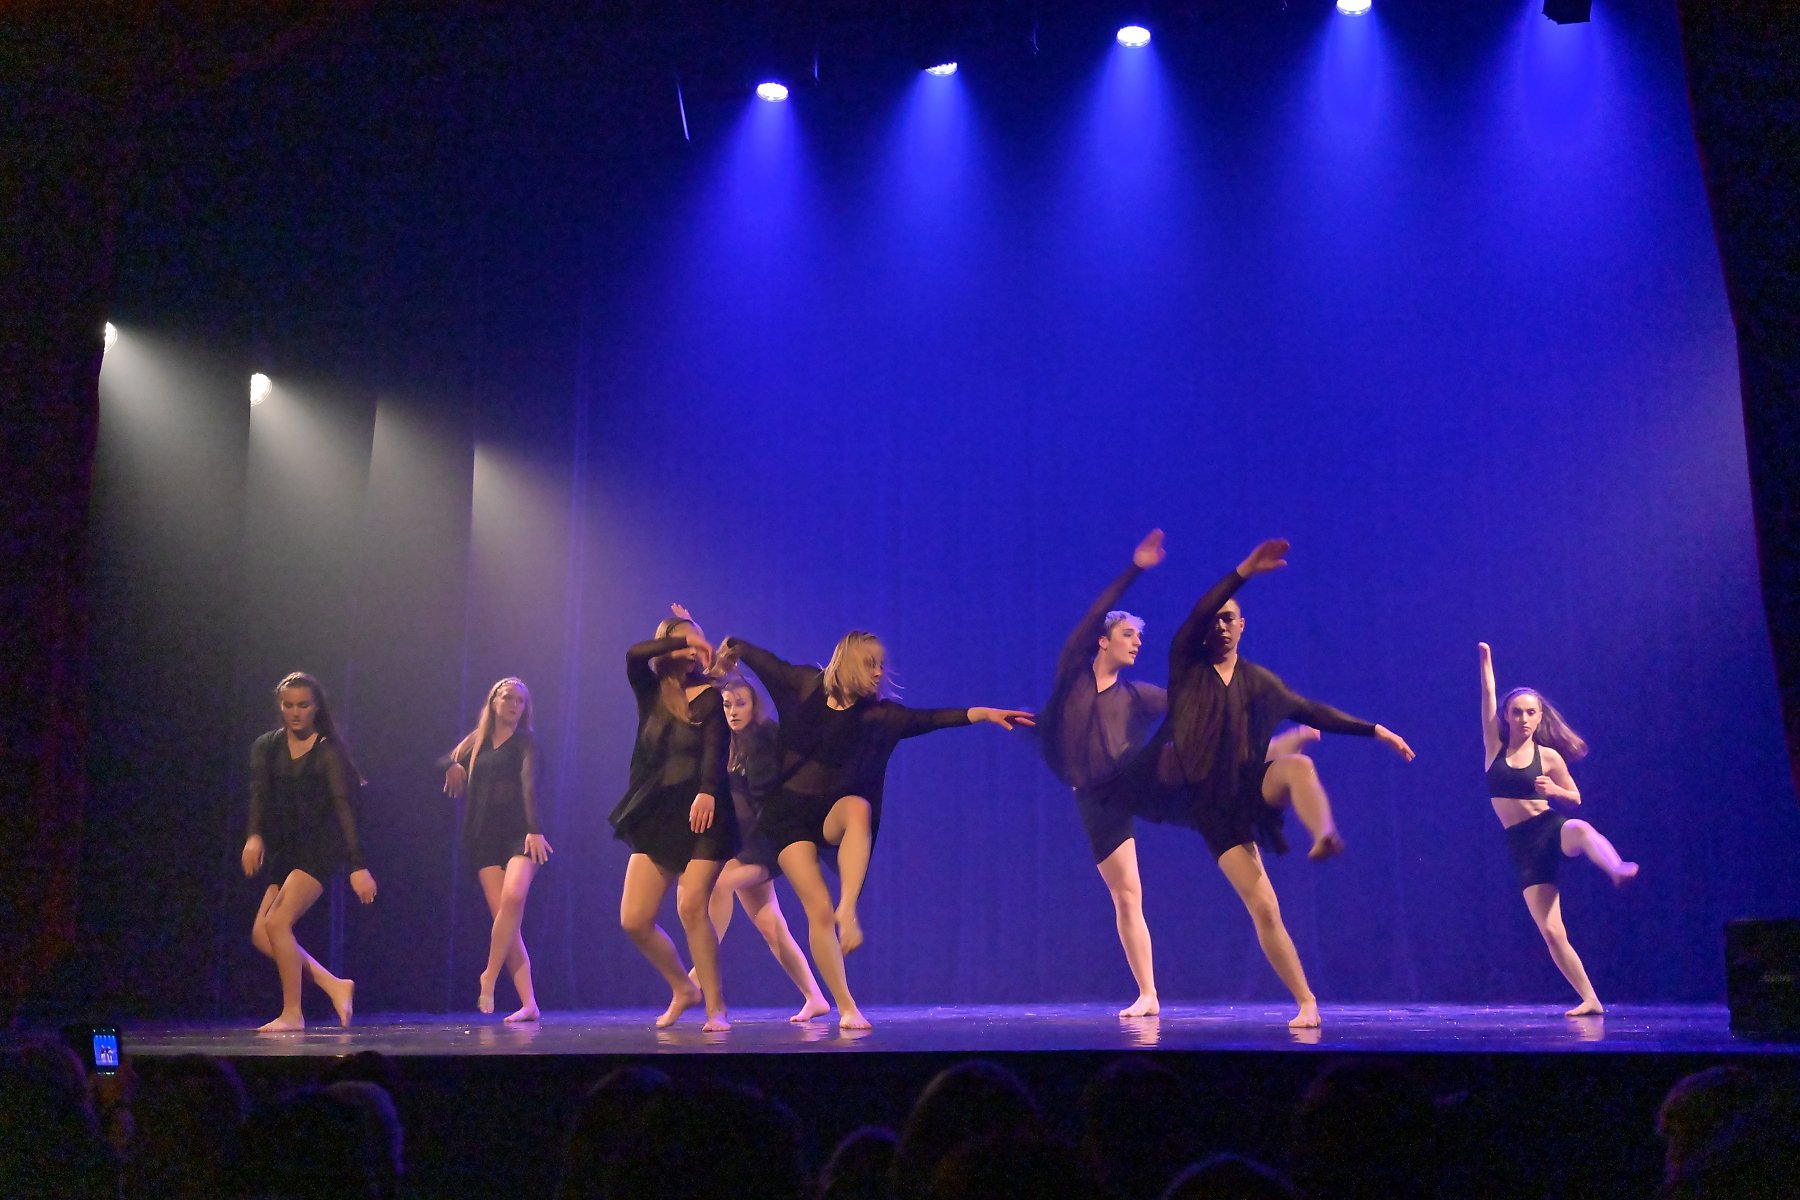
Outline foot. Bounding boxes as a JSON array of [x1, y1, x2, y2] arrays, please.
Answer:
[[504, 1004, 540, 1023], [258, 1013, 305, 1032], [1288, 1000, 1321, 1029], [790, 995, 830, 1023], [701, 1010, 732, 1033], [477, 969, 498, 1015], [326, 978, 355, 1027], [655, 982, 703, 1028], [1565, 998, 1604, 1017], [838, 1006, 873, 1031], [1119, 994, 1161, 1018], [1308, 829, 1346, 861], [836, 907, 864, 955], [1611, 861, 1640, 887]]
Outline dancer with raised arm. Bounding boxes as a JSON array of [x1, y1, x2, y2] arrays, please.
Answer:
[[716, 631, 1033, 1030], [442, 677, 552, 1022], [240, 672, 376, 1031], [610, 610, 738, 1031], [1099, 540, 1415, 1028], [1478, 642, 1637, 1016]]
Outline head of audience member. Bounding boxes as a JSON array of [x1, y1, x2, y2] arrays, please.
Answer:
[[1081, 1058, 1210, 1200], [600, 1081, 805, 1200], [0, 1037, 116, 1199], [890, 1060, 1043, 1200], [927, 1130, 1099, 1200], [1655, 1065, 1762, 1181], [325, 1080, 404, 1200], [817, 1125, 898, 1200], [1161, 1155, 1300, 1200], [128, 1053, 249, 1200], [1288, 1061, 1441, 1200], [1659, 1078, 1799, 1200], [224, 1087, 383, 1200], [557, 1065, 673, 1200]]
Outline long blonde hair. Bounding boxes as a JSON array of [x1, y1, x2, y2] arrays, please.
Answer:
[[452, 677, 534, 780], [1498, 686, 1588, 761], [822, 631, 896, 707], [653, 618, 711, 723]]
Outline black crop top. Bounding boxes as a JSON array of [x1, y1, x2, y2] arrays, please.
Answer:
[[1486, 742, 1542, 800]]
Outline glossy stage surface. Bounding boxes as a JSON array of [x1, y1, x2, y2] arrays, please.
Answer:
[[124, 1001, 1797, 1058]]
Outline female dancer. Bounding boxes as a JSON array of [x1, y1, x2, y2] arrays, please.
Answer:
[[610, 610, 739, 1031], [442, 676, 552, 1022], [1478, 642, 1637, 1015], [240, 672, 376, 1031], [717, 631, 1033, 1030], [706, 669, 829, 1022]]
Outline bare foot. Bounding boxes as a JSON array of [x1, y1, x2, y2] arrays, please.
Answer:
[[326, 978, 355, 1027], [258, 1013, 305, 1032], [1565, 999, 1604, 1017], [1612, 862, 1640, 887], [836, 907, 864, 955], [1288, 1000, 1321, 1029], [655, 982, 702, 1028], [790, 995, 830, 1023], [702, 1010, 732, 1033], [1308, 829, 1346, 861], [477, 970, 497, 1015], [1119, 994, 1160, 1018], [838, 1007, 873, 1031], [505, 1004, 540, 1023]]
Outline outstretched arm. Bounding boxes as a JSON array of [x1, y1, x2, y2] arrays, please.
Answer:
[[625, 632, 711, 698], [1054, 530, 1165, 681], [719, 638, 815, 716], [892, 704, 1034, 739], [1478, 642, 1501, 762], [1275, 677, 1415, 762], [1167, 539, 1289, 669]]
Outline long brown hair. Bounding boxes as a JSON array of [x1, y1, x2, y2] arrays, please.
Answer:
[[451, 677, 534, 781], [718, 672, 773, 772], [653, 618, 711, 723], [273, 671, 364, 783], [1498, 686, 1589, 761]]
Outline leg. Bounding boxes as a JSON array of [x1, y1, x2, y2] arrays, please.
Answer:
[[1262, 755, 1343, 860], [252, 871, 327, 1031], [1561, 820, 1638, 885], [779, 841, 870, 1029], [618, 854, 701, 1027], [252, 883, 356, 1025], [685, 859, 764, 987], [1215, 845, 1319, 1027], [676, 858, 730, 1031], [475, 865, 505, 1014], [482, 857, 541, 1022], [821, 795, 873, 952], [1095, 839, 1159, 1017], [1523, 884, 1603, 1015], [737, 877, 830, 1021]]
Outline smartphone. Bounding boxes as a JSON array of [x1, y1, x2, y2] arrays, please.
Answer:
[[61, 1024, 123, 1075]]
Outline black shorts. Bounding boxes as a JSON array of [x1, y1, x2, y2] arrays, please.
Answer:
[[465, 830, 532, 873], [1505, 809, 1568, 889], [1075, 790, 1136, 864], [265, 836, 344, 888], [1191, 765, 1287, 860]]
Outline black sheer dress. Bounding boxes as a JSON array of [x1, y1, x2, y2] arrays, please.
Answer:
[[728, 720, 785, 876], [1094, 569, 1379, 858], [454, 731, 543, 871], [730, 641, 972, 858], [248, 731, 365, 885], [1038, 563, 1169, 863], [608, 637, 739, 874]]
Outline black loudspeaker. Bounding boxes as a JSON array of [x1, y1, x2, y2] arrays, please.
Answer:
[[1726, 919, 1800, 1040]]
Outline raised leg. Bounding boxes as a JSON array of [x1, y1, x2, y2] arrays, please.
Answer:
[[251, 882, 355, 1024], [1561, 819, 1638, 885], [1215, 844, 1319, 1028], [822, 795, 874, 953], [1523, 883, 1603, 1015], [252, 871, 327, 1031], [1096, 839, 1158, 1017], [737, 877, 829, 1021], [1262, 754, 1343, 860], [618, 854, 699, 1027], [778, 841, 869, 1029], [677, 858, 730, 1031]]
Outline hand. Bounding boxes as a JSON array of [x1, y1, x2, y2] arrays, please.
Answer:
[[443, 760, 468, 798], [349, 869, 378, 904], [1477, 642, 1491, 662], [713, 638, 742, 673], [1133, 529, 1166, 570], [1237, 538, 1291, 578], [671, 603, 693, 622], [1534, 775, 1561, 800], [523, 833, 554, 864], [690, 792, 715, 833], [684, 630, 715, 670], [241, 835, 264, 877], [972, 707, 1036, 730], [1375, 725, 1416, 762]]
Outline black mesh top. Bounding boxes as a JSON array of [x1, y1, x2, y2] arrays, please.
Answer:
[[609, 637, 729, 831], [247, 730, 365, 871], [454, 730, 542, 840]]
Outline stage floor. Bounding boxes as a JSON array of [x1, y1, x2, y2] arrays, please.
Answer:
[[123, 1001, 1798, 1058]]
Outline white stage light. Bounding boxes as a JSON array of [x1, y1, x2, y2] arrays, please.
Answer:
[[250, 373, 271, 406]]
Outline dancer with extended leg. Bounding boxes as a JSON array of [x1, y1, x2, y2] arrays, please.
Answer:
[[609, 610, 739, 1031], [717, 631, 1032, 1030], [240, 672, 376, 1031], [442, 677, 552, 1022], [1478, 642, 1637, 1016]]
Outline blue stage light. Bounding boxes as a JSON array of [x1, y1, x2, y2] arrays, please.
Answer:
[[1116, 26, 1151, 49], [755, 82, 790, 103], [1337, 0, 1372, 14], [925, 62, 958, 77]]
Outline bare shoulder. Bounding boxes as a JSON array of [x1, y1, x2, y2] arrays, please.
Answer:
[[1540, 744, 1568, 771]]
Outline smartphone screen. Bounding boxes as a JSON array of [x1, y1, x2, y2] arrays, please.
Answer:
[[90, 1029, 120, 1073]]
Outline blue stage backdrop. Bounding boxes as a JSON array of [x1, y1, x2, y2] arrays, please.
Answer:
[[81, 0, 1798, 1020]]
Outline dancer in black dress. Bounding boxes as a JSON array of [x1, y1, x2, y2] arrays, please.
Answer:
[[1098, 541, 1414, 1028], [718, 631, 1033, 1030], [442, 677, 551, 1022], [240, 672, 376, 1031], [610, 610, 739, 1031], [1478, 642, 1637, 1016]]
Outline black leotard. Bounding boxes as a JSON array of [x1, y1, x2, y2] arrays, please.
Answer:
[[455, 731, 543, 870], [248, 731, 364, 884]]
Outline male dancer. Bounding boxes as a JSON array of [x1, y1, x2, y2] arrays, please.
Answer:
[[1099, 539, 1415, 1028]]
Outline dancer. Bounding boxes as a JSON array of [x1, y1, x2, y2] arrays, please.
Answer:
[[1100, 540, 1414, 1028], [717, 631, 1033, 1030], [442, 676, 552, 1022], [240, 672, 376, 1031], [1478, 642, 1637, 1016], [610, 610, 738, 1031]]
